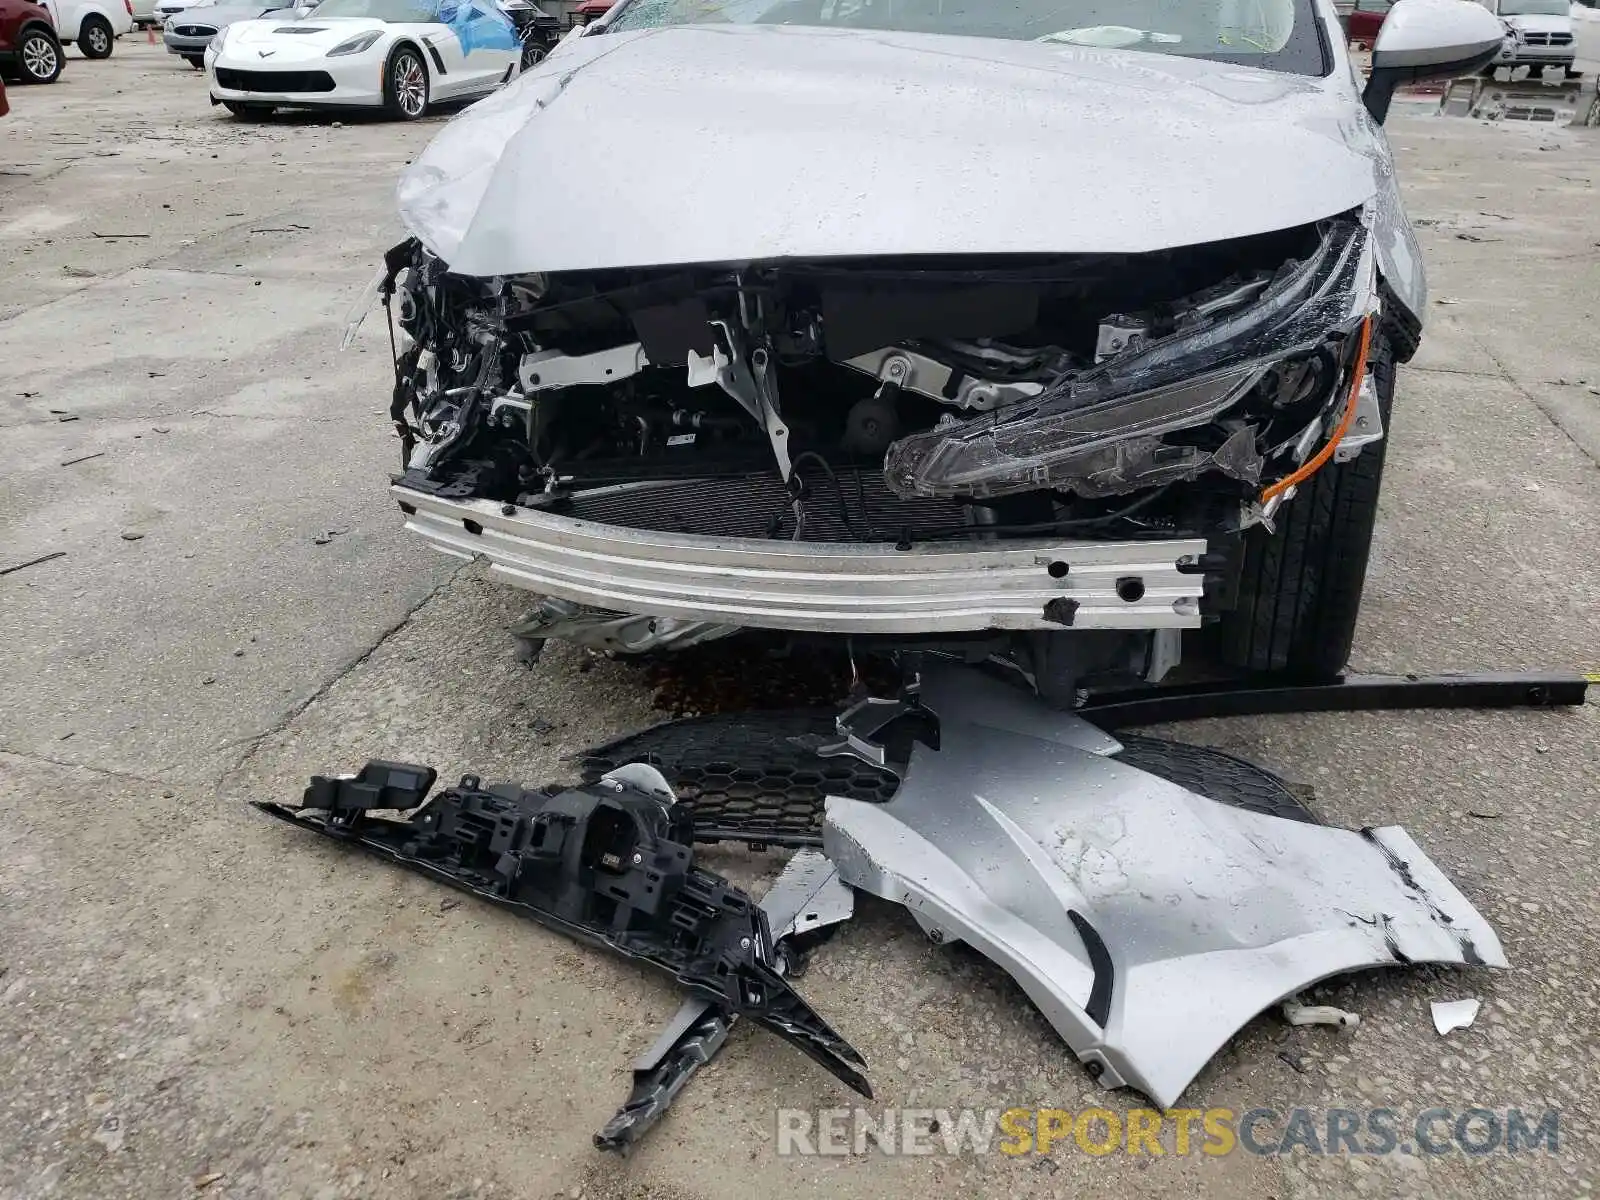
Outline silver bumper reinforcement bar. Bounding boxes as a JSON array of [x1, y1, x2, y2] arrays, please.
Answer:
[[394, 487, 1207, 635]]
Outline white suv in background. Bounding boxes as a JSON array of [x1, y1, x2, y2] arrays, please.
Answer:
[[41, 0, 132, 56], [1489, 0, 1579, 77]]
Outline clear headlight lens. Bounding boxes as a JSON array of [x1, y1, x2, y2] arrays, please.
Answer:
[[328, 30, 382, 55], [884, 367, 1269, 500], [884, 216, 1376, 501]]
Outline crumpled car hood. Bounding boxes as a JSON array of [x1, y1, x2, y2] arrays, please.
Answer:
[[396, 24, 1378, 277]]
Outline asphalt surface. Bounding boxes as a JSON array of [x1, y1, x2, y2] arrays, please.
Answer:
[[2, 36, 1599, 1200]]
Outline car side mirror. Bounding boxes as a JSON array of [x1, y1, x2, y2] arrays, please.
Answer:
[[1362, 0, 1506, 123]]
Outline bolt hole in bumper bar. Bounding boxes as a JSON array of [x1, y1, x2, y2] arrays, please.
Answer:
[[394, 486, 1206, 634]]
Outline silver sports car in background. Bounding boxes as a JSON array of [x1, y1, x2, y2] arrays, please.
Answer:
[[359, 0, 1506, 696]]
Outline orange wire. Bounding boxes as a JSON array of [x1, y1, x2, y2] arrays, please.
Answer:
[[1260, 315, 1373, 506]]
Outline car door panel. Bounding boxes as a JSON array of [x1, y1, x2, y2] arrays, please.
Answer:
[[437, 0, 516, 92], [418, 21, 468, 98]]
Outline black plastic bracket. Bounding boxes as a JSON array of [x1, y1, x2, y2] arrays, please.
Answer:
[[303, 761, 437, 819], [256, 764, 870, 1098]]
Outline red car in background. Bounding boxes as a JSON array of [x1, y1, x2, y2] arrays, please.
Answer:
[[572, 0, 611, 22], [0, 0, 63, 85], [1345, 0, 1393, 46]]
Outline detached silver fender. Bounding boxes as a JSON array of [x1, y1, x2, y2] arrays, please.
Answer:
[[822, 670, 1505, 1108]]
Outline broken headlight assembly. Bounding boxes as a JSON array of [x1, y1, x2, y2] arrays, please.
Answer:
[[883, 215, 1377, 502]]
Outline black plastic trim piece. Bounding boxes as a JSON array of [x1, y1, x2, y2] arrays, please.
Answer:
[[595, 1003, 732, 1153], [257, 765, 870, 1097], [1068, 911, 1114, 1028], [1077, 672, 1589, 729], [1364, 45, 1502, 122]]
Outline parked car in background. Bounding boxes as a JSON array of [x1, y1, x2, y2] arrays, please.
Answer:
[[164, 0, 298, 68], [152, 0, 203, 25], [1346, 0, 1392, 44], [0, 0, 64, 82], [40, 0, 131, 56], [569, 0, 607, 23], [497, 0, 557, 66], [209, 0, 522, 120], [1489, 0, 1577, 76]]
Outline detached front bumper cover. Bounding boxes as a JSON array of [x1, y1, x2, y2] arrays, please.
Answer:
[[821, 665, 1507, 1108]]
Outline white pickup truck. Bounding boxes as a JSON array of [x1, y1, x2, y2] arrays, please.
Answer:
[[40, 0, 133, 56]]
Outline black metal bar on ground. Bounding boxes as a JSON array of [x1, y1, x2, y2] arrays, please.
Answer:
[[0, 550, 67, 577], [1077, 672, 1592, 729]]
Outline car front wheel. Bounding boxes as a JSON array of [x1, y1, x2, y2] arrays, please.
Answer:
[[18, 28, 63, 82], [1212, 336, 1397, 680], [79, 14, 114, 59], [383, 46, 429, 120]]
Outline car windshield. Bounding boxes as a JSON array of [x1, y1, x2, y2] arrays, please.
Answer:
[[1499, 0, 1566, 13], [312, 0, 434, 17], [606, 0, 1330, 74]]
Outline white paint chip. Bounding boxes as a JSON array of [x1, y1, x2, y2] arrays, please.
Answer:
[[1432, 998, 1481, 1035]]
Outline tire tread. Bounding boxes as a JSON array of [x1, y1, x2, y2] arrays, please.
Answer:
[[1216, 340, 1396, 678]]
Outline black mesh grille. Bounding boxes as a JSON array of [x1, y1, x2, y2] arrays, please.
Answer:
[[215, 68, 336, 92], [577, 711, 1318, 848], [1111, 735, 1317, 824], [174, 24, 216, 35], [559, 472, 974, 542], [577, 710, 898, 847]]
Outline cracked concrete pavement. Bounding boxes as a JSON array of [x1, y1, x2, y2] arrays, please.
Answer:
[[2, 38, 1599, 1200]]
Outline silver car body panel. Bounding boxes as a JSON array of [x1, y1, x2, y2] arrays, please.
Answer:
[[397, 13, 1427, 332], [396, 486, 1207, 634], [1358, 91, 1426, 323], [400, 24, 1376, 269], [822, 667, 1506, 1107]]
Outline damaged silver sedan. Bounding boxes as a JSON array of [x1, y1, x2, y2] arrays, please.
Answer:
[[355, 0, 1507, 696], [310, 0, 1537, 1126]]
